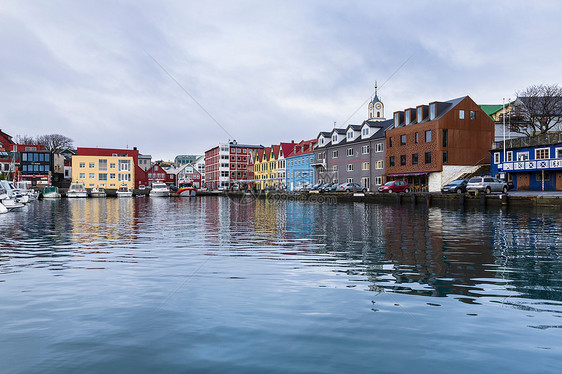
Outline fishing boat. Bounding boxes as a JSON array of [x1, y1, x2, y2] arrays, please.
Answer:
[[177, 181, 197, 197], [66, 182, 88, 198], [116, 184, 133, 198], [149, 182, 170, 197], [42, 186, 61, 199], [90, 187, 107, 198]]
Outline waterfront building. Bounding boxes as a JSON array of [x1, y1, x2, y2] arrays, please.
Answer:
[[385, 96, 494, 192], [0, 129, 46, 177], [71, 153, 135, 190], [138, 154, 152, 171], [204, 142, 262, 189], [166, 164, 202, 188], [490, 133, 562, 190], [18, 150, 65, 186], [253, 147, 272, 190], [75, 147, 147, 189], [286, 139, 317, 190], [313, 84, 391, 191], [147, 163, 174, 186], [276, 142, 296, 190]]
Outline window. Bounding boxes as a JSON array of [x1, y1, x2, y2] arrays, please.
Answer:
[[361, 145, 370, 154], [415, 132, 419, 144], [362, 128, 369, 136], [346, 178, 353, 183], [332, 165, 338, 171], [346, 148, 353, 157], [332, 135, 338, 142], [389, 156, 395, 167], [405, 111, 411, 124], [118, 173, 131, 182], [556, 148, 562, 158], [494, 153, 500, 163], [389, 137, 393, 148], [400, 134, 406, 145], [332, 150, 339, 158], [470, 111, 476, 120], [417, 107, 423, 123], [430, 104, 436, 120], [459, 110, 465, 119], [22, 153, 28, 161], [535, 148, 550, 160], [425, 152, 432, 164], [99, 159, 108, 171], [361, 177, 370, 188], [79, 173, 85, 179], [362, 162, 370, 170], [400, 155, 406, 166], [376, 143, 384, 152], [394, 113, 400, 127], [79, 162, 85, 168], [425, 130, 432, 142], [110, 163, 116, 169], [99, 173, 107, 181], [517, 152, 529, 161], [537, 172, 551, 181], [443, 151, 448, 164], [506, 151, 513, 162], [89, 163, 95, 168], [412, 153, 418, 165], [347, 164, 353, 171], [118, 160, 131, 171], [347, 131, 353, 139], [375, 176, 383, 185], [442, 129, 448, 147], [89, 173, 95, 179], [375, 160, 384, 169]]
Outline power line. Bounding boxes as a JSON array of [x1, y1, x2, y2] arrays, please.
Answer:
[[144, 50, 235, 140]]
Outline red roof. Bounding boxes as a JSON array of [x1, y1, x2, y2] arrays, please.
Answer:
[[279, 142, 296, 158], [287, 139, 317, 157]]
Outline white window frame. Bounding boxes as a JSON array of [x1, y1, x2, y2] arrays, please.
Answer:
[[494, 152, 500, 164], [361, 145, 369, 154], [346, 178, 353, 183], [517, 152, 529, 161], [347, 148, 353, 156], [362, 162, 369, 170], [79, 162, 85, 168], [535, 148, 550, 160], [332, 165, 338, 171], [347, 164, 353, 172], [89, 163, 95, 168], [556, 147, 562, 158], [347, 132, 353, 139], [375, 160, 384, 169], [459, 110, 465, 119], [332, 150, 338, 158], [506, 151, 513, 162], [79, 173, 85, 179], [376, 143, 384, 152], [375, 176, 383, 185]]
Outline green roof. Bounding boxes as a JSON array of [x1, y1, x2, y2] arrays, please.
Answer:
[[479, 104, 504, 117]]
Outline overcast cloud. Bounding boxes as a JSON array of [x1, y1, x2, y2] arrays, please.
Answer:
[[1, 1, 561, 160]]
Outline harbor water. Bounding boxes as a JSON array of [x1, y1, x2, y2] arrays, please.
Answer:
[[0, 196, 561, 373]]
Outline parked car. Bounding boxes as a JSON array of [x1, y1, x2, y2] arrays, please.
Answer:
[[441, 179, 468, 194], [324, 183, 342, 192], [466, 176, 508, 194], [336, 182, 367, 193], [309, 183, 324, 191], [378, 180, 410, 193], [319, 182, 336, 192]]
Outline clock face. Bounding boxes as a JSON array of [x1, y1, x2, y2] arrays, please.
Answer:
[[375, 102, 382, 110]]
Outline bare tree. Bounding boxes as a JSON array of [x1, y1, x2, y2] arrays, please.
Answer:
[[36, 134, 74, 153], [515, 84, 562, 136], [15, 135, 37, 144]]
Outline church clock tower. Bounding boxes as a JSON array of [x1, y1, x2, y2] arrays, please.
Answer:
[[368, 82, 385, 121]]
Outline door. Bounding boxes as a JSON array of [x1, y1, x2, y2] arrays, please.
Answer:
[[517, 173, 530, 190], [557, 173, 562, 191]]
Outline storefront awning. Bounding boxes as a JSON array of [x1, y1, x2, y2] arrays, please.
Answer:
[[387, 172, 429, 177]]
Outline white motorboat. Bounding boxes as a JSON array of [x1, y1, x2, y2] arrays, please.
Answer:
[[90, 187, 107, 198], [16, 182, 39, 201], [116, 184, 133, 198], [66, 182, 88, 198], [42, 186, 61, 199], [0, 186, 24, 210], [0, 200, 7, 214], [0, 180, 29, 204], [149, 182, 170, 197]]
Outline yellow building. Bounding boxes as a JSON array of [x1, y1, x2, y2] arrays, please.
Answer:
[[253, 146, 281, 190], [72, 155, 135, 190]]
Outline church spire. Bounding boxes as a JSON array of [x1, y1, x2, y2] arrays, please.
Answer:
[[368, 80, 384, 121], [374, 81, 379, 102]]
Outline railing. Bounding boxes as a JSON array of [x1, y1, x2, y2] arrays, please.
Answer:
[[493, 133, 562, 150]]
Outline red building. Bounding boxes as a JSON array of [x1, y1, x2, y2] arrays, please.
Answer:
[[0, 129, 46, 177], [147, 163, 174, 186], [167, 164, 202, 187], [77, 147, 148, 188]]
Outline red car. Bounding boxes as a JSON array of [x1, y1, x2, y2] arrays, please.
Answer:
[[378, 180, 410, 193]]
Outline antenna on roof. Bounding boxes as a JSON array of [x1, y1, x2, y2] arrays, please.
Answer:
[[333, 121, 336, 128]]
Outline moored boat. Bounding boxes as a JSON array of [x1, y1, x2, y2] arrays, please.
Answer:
[[67, 182, 88, 198], [42, 186, 61, 199], [90, 187, 107, 198], [177, 181, 197, 197], [116, 184, 133, 198], [149, 182, 170, 197]]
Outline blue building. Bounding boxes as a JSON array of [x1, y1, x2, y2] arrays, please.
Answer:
[[286, 139, 317, 190], [491, 134, 562, 191]]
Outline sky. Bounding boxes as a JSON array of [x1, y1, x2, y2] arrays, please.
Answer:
[[1, 1, 561, 160]]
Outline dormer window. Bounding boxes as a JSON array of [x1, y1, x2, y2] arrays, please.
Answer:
[[417, 107, 423, 123], [405, 111, 411, 124], [320, 138, 324, 144], [332, 135, 337, 142], [347, 131, 353, 139], [430, 104, 436, 120], [394, 113, 400, 127], [362, 128, 369, 136]]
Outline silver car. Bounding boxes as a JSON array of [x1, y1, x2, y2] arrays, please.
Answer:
[[466, 176, 508, 194]]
